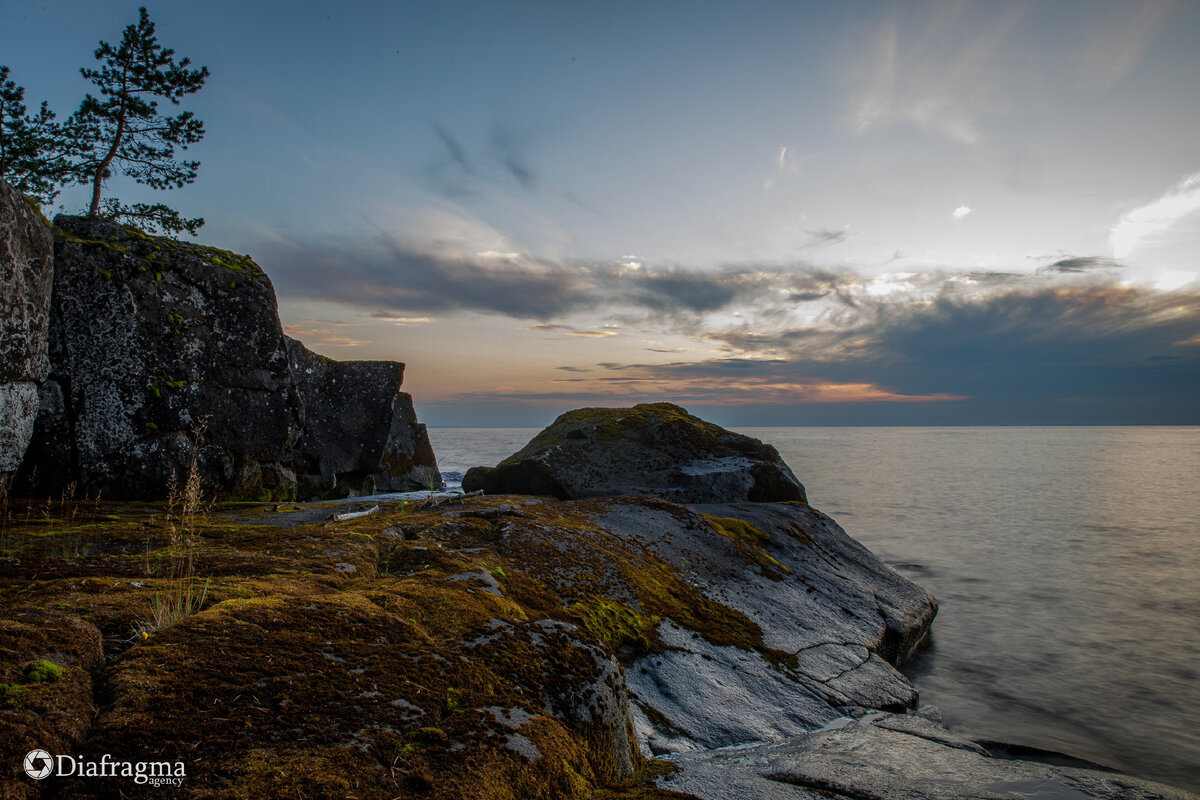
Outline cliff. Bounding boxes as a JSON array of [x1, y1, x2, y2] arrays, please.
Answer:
[[2, 202, 436, 501], [0, 181, 53, 479]]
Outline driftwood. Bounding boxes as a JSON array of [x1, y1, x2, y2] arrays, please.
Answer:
[[331, 505, 380, 522], [412, 490, 483, 511]]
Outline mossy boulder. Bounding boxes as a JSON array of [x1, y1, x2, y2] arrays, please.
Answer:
[[0, 179, 54, 476], [463, 403, 806, 503]]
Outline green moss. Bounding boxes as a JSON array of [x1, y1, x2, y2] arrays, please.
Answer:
[[702, 514, 790, 577], [568, 595, 658, 658], [96, 267, 112, 281], [0, 683, 29, 700], [52, 228, 130, 253], [144, 421, 159, 431], [25, 658, 66, 683], [22, 194, 52, 228]]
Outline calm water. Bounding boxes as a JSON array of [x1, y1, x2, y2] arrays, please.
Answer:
[[428, 426, 1200, 793]]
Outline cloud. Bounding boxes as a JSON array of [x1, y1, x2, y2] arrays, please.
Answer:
[[804, 227, 850, 248], [491, 125, 537, 190], [491, 283, 1200, 420], [847, 2, 1024, 143], [282, 319, 367, 348], [1079, 0, 1172, 90], [1110, 172, 1200, 258], [257, 216, 1200, 421], [365, 311, 432, 324], [952, 205, 971, 221], [1042, 256, 1120, 274]]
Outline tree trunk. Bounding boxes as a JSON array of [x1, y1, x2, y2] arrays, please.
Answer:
[[88, 75, 128, 218]]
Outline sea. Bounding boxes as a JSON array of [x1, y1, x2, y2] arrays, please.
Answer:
[[427, 426, 1200, 794]]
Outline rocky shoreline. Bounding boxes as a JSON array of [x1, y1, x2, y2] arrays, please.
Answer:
[[2, 180, 1197, 799]]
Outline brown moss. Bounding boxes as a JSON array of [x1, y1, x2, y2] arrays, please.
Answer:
[[0, 494, 777, 796]]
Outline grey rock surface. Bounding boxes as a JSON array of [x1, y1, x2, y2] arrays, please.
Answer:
[[19, 216, 302, 499], [462, 402, 806, 503], [0, 180, 53, 474], [286, 337, 439, 497], [0, 383, 40, 473], [661, 712, 1198, 800], [595, 498, 935, 754]]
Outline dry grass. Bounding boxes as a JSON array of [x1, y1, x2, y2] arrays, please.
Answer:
[[136, 419, 211, 638]]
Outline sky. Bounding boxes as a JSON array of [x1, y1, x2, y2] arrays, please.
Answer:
[[3, 0, 1199, 426]]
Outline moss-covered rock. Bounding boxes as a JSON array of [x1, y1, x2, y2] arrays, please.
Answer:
[[0, 486, 942, 798], [463, 403, 807, 503]]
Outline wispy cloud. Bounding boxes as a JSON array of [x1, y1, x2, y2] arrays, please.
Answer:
[[1110, 172, 1200, 258], [952, 205, 971, 221], [282, 319, 368, 348], [847, 1, 1024, 143], [1079, 0, 1172, 90]]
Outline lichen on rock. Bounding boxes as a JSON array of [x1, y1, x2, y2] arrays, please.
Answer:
[[0, 179, 54, 476]]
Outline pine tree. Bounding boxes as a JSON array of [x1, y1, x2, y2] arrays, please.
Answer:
[[72, 7, 208, 234], [0, 66, 75, 203]]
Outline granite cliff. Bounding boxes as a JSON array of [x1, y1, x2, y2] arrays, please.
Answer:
[[0, 183, 437, 501]]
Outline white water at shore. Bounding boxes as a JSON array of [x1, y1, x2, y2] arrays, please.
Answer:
[[426, 425, 1200, 793]]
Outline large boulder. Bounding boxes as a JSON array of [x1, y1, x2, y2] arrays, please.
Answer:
[[286, 337, 439, 497], [18, 216, 303, 499], [463, 402, 806, 503], [0, 180, 53, 477]]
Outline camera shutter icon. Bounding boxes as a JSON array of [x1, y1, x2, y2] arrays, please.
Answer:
[[24, 749, 54, 780]]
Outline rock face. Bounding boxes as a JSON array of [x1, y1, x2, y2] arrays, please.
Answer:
[[597, 498, 936, 754], [0, 180, 53, 477], [15, 217, 439, 501], [463, 402, 806, 503], [662, 711, 1198, 800], [286, 337, 440, 497], [19, 216, 303, 499]]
